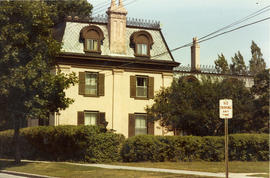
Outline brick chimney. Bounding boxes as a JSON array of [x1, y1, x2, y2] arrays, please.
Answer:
[[107, 0, 128, 55], [191, 37, 200, 72]]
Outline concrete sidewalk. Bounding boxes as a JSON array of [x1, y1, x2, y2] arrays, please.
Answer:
[[19, 160, 267, 178], [67, 162, 266, 178]]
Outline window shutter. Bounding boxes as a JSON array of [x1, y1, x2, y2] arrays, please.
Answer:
[[79, 72, 85, 95], [148, 77, 154, 99], [147, 119, 154, 135], [128, 114, 135, 137], [77, 111, 84, 125], [130, 76, 136, 98], [98, 112, 107, 127], [98, 73, 105, 96]]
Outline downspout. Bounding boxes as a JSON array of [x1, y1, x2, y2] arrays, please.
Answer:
[[111, 70, 114, 130]]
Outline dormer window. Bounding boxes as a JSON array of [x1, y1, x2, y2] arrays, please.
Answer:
[[137, 44, 148, 55], [86, 39, 98, 51], [130, 31, 154, 58], [80, 25, 104, 54]]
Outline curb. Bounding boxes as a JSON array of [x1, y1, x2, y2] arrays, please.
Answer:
[[0, 170, 58, 178]]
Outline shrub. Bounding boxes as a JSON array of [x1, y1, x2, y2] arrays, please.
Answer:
[[0, 125, 125, 163], [121, 135, 166, 162], [121, 134, 269, 162]]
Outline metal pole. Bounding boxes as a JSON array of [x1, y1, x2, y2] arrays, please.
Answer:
[[225, 119, 229, 178]]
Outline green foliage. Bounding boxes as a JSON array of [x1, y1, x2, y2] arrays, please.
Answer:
[[214, 53, 229, 74], [250, 69, 269, 133], [0, 126, 125, 163], [45, 0, 93, 24], [249, 41, 266, 75], [230, 51, 247, 75], [0, 1, 78, 130], [147, 76, 254, 136], [121, 134, 269, 162]]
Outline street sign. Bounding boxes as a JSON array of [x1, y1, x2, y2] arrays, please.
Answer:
[[219, 99, 233, 119], [219, 99, 233, 178]]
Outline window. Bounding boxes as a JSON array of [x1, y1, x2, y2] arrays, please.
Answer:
[[80, 25, 104, 54], [128, 113, 154, 137], [135, 114, 147, 135], [77, 111, 107, 127], [136, 77, 148, 97], [86, 39, 98, 51], [136, 44, 148, 55], [85, 73, 98, 95], [84, 112, 98, 126], [79, 72, 105, 97], [130, 75, 154, 99], [130, 31, 154, 57]]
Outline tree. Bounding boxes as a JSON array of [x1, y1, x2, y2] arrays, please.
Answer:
[[250, 69, 269, 133], [147, 76, 254, 136], [45, 0, 93, 24], [0, 1, 79, 163], [249, 41, 266, 75], [214, 53, 229, 74], [230, 51, 247, 75]]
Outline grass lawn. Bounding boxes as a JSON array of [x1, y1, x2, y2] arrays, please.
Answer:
[[112, 161, 269, 174], [0, 159, 211, 178]]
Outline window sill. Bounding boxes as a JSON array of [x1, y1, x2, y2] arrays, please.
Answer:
[[83, 94, 100, 97], [84, 50, 102, 54], [133, 97, 150, 100], [134, 54, 150, 58]]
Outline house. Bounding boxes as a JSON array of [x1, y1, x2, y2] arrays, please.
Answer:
[[33, 0, 179, 137], [174, 37, 254, 88]]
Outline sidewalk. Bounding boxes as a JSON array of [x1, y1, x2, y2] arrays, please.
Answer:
[[68, 162, 266, 178], [7, 160, 266, 178]]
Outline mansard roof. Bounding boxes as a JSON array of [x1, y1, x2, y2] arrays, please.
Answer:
[[53, 15, 175, 62]]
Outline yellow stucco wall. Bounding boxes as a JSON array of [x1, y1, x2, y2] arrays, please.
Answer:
[[52, 65, 174, 138]]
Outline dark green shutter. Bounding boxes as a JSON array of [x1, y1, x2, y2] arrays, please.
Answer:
[[130, 76, 136, 98], [98, 73, 105, 96], [98, 112, 107, 127], [77, 111, 84, 125], [128, 114, 135, 137], [147, 118, 154, 135], [148, 77, 154, 99], [79, 72, 85, 95]]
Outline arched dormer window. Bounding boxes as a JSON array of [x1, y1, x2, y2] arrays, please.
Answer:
[[80, 25, 104, 54], [130, 31, 154, 58]]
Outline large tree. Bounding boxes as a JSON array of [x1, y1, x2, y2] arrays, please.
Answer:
[[0, 1, 91, 163], [45, 0, 93, 24], [249, 41, 266, 75], [230, 51, 247, 75], [147, 76, 254, 136], [250, 69, 269, 133], [214, 53, 229, 74]]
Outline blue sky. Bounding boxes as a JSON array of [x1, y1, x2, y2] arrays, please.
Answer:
[[89, 0, 270, 68]]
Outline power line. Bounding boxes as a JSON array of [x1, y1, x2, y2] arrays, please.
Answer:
[[152, 17, 270, 58], [198, 5, 270, 41], [198, 17, 270, 44], [92, 0, 137, 16], [92, 0, 130, 15]]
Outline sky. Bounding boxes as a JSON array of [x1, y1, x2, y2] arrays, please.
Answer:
[[89, 0, 270, 68]]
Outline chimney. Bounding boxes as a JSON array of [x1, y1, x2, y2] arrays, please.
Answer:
[[107, 0, 128, 55], [191, 37, 200, 72]]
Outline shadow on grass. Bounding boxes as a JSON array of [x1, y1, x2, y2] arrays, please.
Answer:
[[0, 159, 29, 170]]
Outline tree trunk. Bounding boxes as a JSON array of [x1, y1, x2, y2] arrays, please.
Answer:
[[13, 118, 21, 164]]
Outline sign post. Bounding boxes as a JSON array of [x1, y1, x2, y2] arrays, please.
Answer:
[[219, 99, 233, 178]]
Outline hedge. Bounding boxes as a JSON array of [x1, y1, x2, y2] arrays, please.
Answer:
[[121, 134, 269, 162], [0, 127, 268, 163], [0, 125, 125, 163]]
